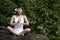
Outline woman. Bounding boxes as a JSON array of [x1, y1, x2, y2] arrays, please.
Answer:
[[7, 7, 31, 36]]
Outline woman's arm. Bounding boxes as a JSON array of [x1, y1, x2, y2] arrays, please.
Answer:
[[10, 15, 16, 26], [22, 15, 29, 25]]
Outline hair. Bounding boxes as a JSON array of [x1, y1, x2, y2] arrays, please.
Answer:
[[17, 5, 23, 9], [15, 6, 22, 11]]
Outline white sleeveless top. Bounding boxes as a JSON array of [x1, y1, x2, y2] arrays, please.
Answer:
[[13, 16, 24, 34]]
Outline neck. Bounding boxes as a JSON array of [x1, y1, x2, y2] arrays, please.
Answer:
[[17, 14, 22, 16], [17, 13, 22, 16]]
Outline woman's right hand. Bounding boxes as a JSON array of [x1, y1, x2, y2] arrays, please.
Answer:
[[15, 22, 21, 26]]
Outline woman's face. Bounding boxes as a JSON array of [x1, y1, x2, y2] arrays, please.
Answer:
[[17, 8, 22, 15]]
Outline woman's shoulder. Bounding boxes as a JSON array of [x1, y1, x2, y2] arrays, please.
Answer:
[[22, 15, 27, 19], [22, 15, 27, 17], [12, 15, 16, 18]]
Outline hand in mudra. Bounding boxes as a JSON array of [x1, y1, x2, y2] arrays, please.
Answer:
[[17, 23, 21, 26], [15, 19, 23, 26], [17, 21, 22, 26]]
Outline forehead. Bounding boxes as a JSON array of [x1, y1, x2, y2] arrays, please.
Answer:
[[17, 8, 22, 10]]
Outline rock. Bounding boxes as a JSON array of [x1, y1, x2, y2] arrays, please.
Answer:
[[0, 27, 49, 40]]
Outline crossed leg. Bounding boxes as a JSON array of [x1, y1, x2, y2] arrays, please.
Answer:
[[7, 26, 31, 36], [23, 28, 31, 33], [19, 28, 31, 36], [7, 26, 19, 36]]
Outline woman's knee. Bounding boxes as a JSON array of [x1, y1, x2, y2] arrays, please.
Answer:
[[7, 26, 12, 30], [25, 28, 31, 32], [28, 28, 31, 32]]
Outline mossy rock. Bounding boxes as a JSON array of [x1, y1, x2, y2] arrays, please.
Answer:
[[0, 27, 49, 40]]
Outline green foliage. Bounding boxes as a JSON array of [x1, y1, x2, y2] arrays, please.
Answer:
[[0, 0, 60, 40], [0, 0, 16, 26]]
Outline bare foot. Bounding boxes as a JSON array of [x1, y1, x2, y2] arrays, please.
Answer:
[[14, 33, 20, 36], [11, 34, 17, 39], [21, 33, 24, 36]]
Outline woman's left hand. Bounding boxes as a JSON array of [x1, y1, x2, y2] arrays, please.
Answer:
[[17, 23, 23, 26]]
